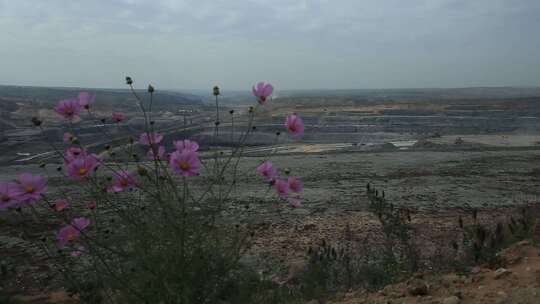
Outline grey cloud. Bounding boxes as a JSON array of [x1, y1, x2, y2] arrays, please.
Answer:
[[0, 0, 539, 90]]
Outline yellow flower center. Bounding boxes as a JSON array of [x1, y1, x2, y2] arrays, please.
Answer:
[[179, 162, 190, 171], [25, 186, 34, 193], [120, 178, 129, 186], [67, 233, 77, 241], [1, 195, 10, 202], [260, 96, 266, 102], [78, 168, 88, 175], [65, 108, 74, 115]]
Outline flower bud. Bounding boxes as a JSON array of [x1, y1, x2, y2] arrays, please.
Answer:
[[31, 117, 42, 126], [148, 84, 155, 93], [213, 86, 220, 96], [137, 166, 148, 176], [126, 76, 133, 85]]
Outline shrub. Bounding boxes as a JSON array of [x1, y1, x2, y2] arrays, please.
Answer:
[[295, 184, 418, 300], [457, 206, 535, 268]]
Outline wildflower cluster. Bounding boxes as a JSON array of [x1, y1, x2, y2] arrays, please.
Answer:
[[0, 173, 47, 209], [1, 79, 308, 303], [256, 162, 304, 207]]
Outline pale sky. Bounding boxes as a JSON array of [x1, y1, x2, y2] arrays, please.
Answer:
[[1, 0, 539, 90]]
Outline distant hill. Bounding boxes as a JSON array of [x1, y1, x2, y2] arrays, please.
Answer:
[[182, 86, 540, 106], [0, 85, 203, 111], [277, 87, 540, 101]]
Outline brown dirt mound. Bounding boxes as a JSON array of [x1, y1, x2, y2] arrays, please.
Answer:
[[331, 240, 540, 304]]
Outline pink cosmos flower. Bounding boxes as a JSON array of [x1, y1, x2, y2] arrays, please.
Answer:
[[87, 200, 97, 209], [56, 217, 90, 247], [0, 181, 20, 209], [14, 173, 47, 203], [112, 112, 126, 122], [78, 92, 95, 109], [54, 98, 82, 120], [275, 179, 289, 198], [72, 217, 91, 230], [109, 170, 137, 192], [287, 176, 303, 193], [139, 132, 163, 146], [57, 225, 80, 247], [285, 114, 305, 137], [148, 146, 166, 161], [63, 132, 73, 144], [256, 162, 277, 182], [288, 197, 302, 208], [173, 139, 199, 152], [54, 199, 69, 212], [64, 147, 85, 163], [252, 82, 274, 104], [67, 154, 100, 179], [169, 150, 201, 177]]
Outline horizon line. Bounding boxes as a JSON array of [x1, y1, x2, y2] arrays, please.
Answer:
[[1, 82, 540, 93]]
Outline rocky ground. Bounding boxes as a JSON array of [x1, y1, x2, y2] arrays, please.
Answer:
[[329, 240, 540, 304], [3, 206, 539, 303]]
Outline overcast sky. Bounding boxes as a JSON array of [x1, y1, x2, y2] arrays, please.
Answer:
[[1, 0, 539, 90]]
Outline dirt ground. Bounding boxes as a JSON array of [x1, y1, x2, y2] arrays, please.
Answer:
[[330, 240, 540, 304]]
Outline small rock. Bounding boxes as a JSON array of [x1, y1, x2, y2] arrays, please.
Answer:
[[494, 291, 509, 304], [516, 240, 531, 247], [442, 295, 460, 304], [407, 279, 429, 296], [389, 291, 405, 299], [462, 276, 473, 284], [532, 219, 540, 242], [472, 274, 485, 283], [414, 272, 427, 279], [305, 300, 320, 304], [303, 223, 316, 231], [441, 274, 460, 287], [494, 268, 512, 280]]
